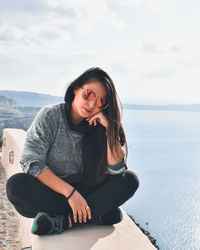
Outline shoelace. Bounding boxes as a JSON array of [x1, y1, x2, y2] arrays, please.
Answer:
[[46, 214, 65, 234], [90, 216, 104, 225]]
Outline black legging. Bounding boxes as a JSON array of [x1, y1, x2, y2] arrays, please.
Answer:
[[6, 170, 139, 220]]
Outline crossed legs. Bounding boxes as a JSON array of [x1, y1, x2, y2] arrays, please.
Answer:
[[6, 170, 139, 225]]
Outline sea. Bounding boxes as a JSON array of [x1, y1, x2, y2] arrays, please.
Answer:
[[121, 109, 200, 250]]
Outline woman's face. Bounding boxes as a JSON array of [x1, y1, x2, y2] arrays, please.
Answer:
[[71, 81, 107, 122]]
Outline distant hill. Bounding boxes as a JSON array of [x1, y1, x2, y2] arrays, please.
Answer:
[[123, 104, 200, 112], [0, 95, 40, 135], [1, 90, 200, 112], [0, 90, 63, 107], [0, 95, 17, 107]]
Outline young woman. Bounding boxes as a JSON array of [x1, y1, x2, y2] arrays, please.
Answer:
[[6, 67, 139, 235]]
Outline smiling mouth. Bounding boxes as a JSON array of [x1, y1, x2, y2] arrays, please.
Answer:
[[83, 107, 92, 113]]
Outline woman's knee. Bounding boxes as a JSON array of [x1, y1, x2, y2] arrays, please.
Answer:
[[6, 173, 29, 202], [122, 169, 140, 195]]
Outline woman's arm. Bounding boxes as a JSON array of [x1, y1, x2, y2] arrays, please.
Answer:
[[36, 167, 92, 223], [86, 110, 127, 173], [86, 111, 125, 164], [21, 105, 92, 223], [36, 168, 74, 197], [106, 134, 125, 165], [20, 105, 58, 176]]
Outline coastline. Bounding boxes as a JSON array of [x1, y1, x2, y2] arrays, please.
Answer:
[[128, 214, 159, 249]]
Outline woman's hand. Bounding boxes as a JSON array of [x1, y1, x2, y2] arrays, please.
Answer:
[[86, 111, 108, 130], [67, 190, 92, 224]]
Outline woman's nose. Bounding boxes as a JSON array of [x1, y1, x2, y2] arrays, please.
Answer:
[[88, 99, 96, 108]]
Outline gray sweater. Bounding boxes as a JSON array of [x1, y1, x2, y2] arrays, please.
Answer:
[[20, 102, 127, 183]]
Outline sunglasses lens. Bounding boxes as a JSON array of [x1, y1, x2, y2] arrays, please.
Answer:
[[88, 92, 95, 100], [97, 98, 102, 108], [82, 88, 108, 109], [83, 89, 95, 100], [97, 97, 108, 109], [82, 89, 90, 100]]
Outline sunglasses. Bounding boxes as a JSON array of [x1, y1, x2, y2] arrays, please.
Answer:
[[81, 87, 108, 109]]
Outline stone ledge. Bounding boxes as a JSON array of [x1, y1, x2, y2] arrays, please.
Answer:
[[30, 208, 156, 250], [1, 128, 156, 250], [0, 162, 22, 250]]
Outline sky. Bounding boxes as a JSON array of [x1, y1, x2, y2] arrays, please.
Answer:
[[0, 0, 200, 105]]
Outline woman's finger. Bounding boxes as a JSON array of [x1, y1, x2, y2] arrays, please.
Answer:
[[87, 113, 99, 122], [82, 208, 87, 223], [86, 206, 92, 220], [89, 117, 100, 125], [78, 210, 83, 223], [73, 210, 77, 223], [89, 118, 96, 126], [87, 112, 108, 129], [88, 117, 96, 123], [68, 215, 72, 229]]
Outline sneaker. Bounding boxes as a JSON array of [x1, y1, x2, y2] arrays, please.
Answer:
[[89, 208, 123, 225], [31, 212, 69, 235]]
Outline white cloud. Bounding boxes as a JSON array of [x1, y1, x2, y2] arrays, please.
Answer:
[[141, 41, 163, 53], [0, 0, 124, 50], [109, 0, 175, 14], [0, 0, 200, 105], [170, 44, 183, 53], [147, 67, 177, 78]]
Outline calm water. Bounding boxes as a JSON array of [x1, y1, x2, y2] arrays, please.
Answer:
[[121, 109, 200, 250]]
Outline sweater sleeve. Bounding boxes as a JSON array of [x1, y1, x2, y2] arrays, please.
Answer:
[[106, 158, 127, 175], [20, 105, 58, 177]]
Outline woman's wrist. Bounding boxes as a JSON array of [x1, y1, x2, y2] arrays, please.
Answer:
[[63, 185, 75, 198], [66, 187, 76, 200]]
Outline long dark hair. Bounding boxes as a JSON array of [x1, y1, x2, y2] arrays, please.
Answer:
[[64, 67, 127, 193]]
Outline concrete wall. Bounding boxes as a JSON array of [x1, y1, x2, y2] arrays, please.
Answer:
[[1, 128, 26, 177], [1, 128, 156, 250], [1, 128, 33, 248]]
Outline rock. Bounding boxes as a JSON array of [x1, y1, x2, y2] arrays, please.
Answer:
[[127, 213, 160, 249]]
